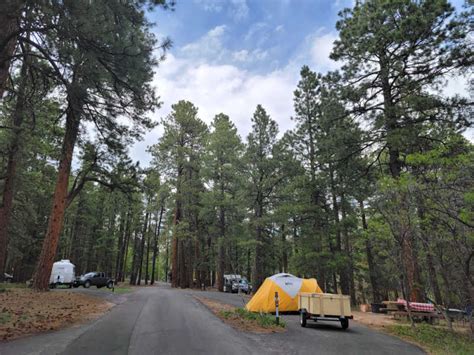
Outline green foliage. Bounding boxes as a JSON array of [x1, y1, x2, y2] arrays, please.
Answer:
[[388, 324, 474, 355], [219, 308, 285, 328]]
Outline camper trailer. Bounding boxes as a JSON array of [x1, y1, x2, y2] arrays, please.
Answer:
[[223, 274, 241, 293], [49, 259, 75, 288]]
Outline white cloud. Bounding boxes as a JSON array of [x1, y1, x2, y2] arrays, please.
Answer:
[[275, 25, 285, 34], [230, 0, 249, 21], [194, 0, 223, 12], [181, 25, 227, 61], [244, 22, 271, 46], [194, 0, 249, 21], [309, 31, 340, 72], [129, 25, 472, 165], [130, 53, 299, 165], [232, 48, 268, 63], [130, 27, 343, 164]]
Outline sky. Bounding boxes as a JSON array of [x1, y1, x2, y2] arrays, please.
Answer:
[[130, 0, 471, 165]]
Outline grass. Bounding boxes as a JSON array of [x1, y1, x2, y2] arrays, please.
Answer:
[[0, 312, 11, 325], [110, 286, 132, 294], [90, 285, 133, 294], [220, 308, 286, 329], [1, 282, 27, 289], [387, 323, 473, 355]]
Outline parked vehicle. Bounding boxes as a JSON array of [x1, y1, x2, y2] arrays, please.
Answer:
[[223, 274, 241, 293], [74, 272, 114, 289], [231, 278, 252, 294], [49, 259, 75, 288], [3, 273, 13, 282], [298, 292, 353, 330]]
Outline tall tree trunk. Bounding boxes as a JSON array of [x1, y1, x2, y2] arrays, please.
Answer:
[[281, 224, 288, 273], [137, 211, 149, 286], [341, 194, 356, 304], [380, 53, 422, 302], [129, 231, 140, 285], [114, 209, 126, 281], [0, 53, 28, 280], [120, 206, 132, 282], [70, 193, 87, 275], [171, 205, 180, 288], [151, 206, 164, 285], [144, 219, 151, 285], [171, 163, 183, 288], [359, 200, 382, 303], [0, 0, 22, 100], [32, 90, 82, 291], [165, 227, 170, 283], [329, 167, 349, 295], [252, 198, 265, 292], [216, 185, 225, 292], [417, 202, 443, 305]]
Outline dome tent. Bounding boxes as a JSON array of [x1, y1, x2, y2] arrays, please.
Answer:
[[246, 273, 323, 313]]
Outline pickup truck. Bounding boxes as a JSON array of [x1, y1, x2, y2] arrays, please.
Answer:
[[74, 272, 114, 289]]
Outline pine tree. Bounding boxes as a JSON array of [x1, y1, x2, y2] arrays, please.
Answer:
[[202, 113, 244, 290]]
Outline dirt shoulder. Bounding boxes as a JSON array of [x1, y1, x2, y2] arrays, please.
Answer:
[[352, 310, 397, 329], [195, 296, 285, 334], [0, 288, 113, 341]]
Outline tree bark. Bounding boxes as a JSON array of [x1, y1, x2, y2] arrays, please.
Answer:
[[252, 198, 265, 292], [417, 202, 443, 305], [216, 183, 226, 292], [359, 200, 382, 303], [114, 209, 126, 281], [32, 90, 82, 291], [129, 231, 140, 285], [151, 206, 164, 285], [0, 53, 28, 280], [281, 224, 288, 273], [121, 208, 132, 282], [0, 0, 22, 100], [171, 162, 183, 288], [137, 211, 149, 286], [144, 216, 151, 285]]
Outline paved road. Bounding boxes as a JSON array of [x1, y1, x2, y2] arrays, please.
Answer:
[[0, 285, 424, 355]]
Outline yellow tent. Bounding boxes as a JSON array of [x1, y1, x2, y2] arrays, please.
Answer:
[[246, 273, 323, 313]]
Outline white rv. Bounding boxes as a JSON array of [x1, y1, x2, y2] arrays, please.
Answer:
[[49, 259, 75, 288]]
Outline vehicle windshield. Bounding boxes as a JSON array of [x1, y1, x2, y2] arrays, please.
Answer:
[[83, 272, 95, 278]]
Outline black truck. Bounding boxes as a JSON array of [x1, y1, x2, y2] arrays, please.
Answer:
[[74, 272, 114, 289]]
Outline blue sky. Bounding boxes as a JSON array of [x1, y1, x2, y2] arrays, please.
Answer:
[[131, 0, 470, 164]]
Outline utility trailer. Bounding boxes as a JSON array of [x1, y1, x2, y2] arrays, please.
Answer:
[[298, 293, 353, 329]]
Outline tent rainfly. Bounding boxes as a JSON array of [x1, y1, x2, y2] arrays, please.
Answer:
[[245, 273, 323, 313]]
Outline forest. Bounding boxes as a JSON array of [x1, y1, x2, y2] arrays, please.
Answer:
[[0, 0, 473, 315]]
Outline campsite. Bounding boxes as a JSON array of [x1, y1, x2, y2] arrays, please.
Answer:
[[0, 0, 473, 354]]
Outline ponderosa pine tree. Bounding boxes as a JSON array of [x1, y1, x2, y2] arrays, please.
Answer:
[[202, 113, 244, 291], [32, 0, 167, 290], [331, 0, 472, 301], [245, 105, 284, 292], [150, 100, 208, 288]]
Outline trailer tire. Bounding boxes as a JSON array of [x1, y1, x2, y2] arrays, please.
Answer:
[[107, 281, 114, 289], [300, 311, 307, 327], [340, 318, 349, 330]]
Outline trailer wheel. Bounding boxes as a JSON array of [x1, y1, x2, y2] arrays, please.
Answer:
[[107, 281, 114, 289], [340, 318, 349, 330], [300, 311, 307, 327]]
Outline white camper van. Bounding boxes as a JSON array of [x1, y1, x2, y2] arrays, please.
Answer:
[[49, 259, 75, 288]]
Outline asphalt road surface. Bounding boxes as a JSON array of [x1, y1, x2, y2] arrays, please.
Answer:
[[0, 284, 424, 355]]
